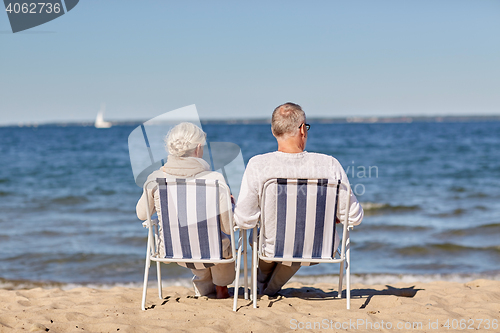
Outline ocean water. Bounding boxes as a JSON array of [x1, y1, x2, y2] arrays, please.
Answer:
[[1, 121, 499, 288]]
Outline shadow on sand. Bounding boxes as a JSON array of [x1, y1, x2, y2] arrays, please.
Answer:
[[247, 285, 424, 309]]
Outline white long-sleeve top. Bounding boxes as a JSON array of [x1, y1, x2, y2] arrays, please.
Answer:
[[234, 151, 364, 257]]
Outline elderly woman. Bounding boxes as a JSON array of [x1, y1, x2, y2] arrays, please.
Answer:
[[136, 122, 234, 299]]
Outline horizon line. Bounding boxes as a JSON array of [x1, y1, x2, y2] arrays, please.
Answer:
[[2, 114, 500, 128]]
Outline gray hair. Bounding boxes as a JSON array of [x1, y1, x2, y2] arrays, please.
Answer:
[[165, 122, 206, 157], [271, 102, 306, 138]]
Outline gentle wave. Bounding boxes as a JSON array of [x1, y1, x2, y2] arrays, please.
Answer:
[[361, 202, 421, 215], [50, 195, 90, 205], [82, 207, 124, 213], [467, 192, 489, 198], [109, 236, 147, 247], [288, 272, 500, 285], [433, 208, 467, 217], [450, 186, 467, 193], [396, 243, 500, 256], [438, 223, 500, 237], [476, 222, 500, 230], [87, 188, 117, 196], [360, 224, 430, 232], [0, 277, 192, 290], [0, 277, 67, 290]]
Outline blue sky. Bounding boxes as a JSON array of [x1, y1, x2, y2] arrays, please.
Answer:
[[1, 0, 499, 125]]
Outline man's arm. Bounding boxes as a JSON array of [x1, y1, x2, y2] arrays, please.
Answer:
[[334, 158, 364, 226], [344, 190, 364, 226], [234, 160, 261, 229], [214, 173, 233, 235]]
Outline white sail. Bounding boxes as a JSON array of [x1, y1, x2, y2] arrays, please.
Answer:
[[95, 103, 112, 128]]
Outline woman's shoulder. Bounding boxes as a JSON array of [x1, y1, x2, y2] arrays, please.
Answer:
[[142, 168, 166, 188], [147, 168, 165, 179], [195, 170, 227, 184]]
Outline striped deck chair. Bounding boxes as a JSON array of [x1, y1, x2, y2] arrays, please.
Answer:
[[141, 178, 237, 310], [248, 178, 353, 309]]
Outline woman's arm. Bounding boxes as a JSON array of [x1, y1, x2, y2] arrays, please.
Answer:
[[136, 183, 156, 221]]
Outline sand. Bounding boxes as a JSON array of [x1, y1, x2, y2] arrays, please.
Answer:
[[1, 279, 499, 332]]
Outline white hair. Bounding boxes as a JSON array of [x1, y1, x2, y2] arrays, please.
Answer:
[[165, 122, 206, 157]]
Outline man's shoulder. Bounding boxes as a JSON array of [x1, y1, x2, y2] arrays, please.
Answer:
[[247, 151, 340, 165], [247, 152, 278, 165], [305, 152, 346, 173], [305, 151, 333, 159], [305, 151, 340, 163]]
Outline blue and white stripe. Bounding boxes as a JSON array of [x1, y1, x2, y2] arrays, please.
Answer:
[[157, 178, 223, 269], [270, 178, 341, 266]]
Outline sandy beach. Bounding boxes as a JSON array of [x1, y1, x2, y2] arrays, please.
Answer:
[[1, 279, 499, 332]]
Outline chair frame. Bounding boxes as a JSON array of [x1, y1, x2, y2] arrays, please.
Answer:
[[232, 228, 250, 311], [246, 178, 353, 309], [141, 178, 237, 310]]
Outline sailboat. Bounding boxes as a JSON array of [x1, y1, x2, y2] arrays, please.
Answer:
[[95, 103, 112, 129]]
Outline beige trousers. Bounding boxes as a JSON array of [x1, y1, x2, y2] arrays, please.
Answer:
[[191, 262, 235, 296]]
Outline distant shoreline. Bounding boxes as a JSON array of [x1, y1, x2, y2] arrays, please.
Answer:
[[3, 115, 500, 128]]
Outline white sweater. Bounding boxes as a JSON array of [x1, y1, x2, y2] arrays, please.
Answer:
[[234, 151, 364, 256]]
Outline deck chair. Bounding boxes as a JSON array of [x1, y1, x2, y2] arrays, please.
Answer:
[[141, 178, 237, 310], [245, 178, 353, 309]]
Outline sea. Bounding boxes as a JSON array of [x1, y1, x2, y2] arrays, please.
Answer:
[[1, 121, 499, 289]]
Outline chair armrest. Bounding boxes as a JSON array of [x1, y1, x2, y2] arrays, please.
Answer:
[[142, 218, 158, 228], [233, 225, 243, 232]]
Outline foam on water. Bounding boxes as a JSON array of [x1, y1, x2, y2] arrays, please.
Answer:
[[3, 273, 499, 291], [361, 202, 421, 215], [290, 272, 500, 286]]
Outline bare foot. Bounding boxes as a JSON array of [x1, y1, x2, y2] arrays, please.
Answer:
[[215, 286, 230, 299]]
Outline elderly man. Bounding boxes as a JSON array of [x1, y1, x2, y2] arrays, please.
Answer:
[[234, 102, 364, 296]]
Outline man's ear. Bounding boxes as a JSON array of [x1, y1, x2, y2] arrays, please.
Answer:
[[299, 125, 306, 137]]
